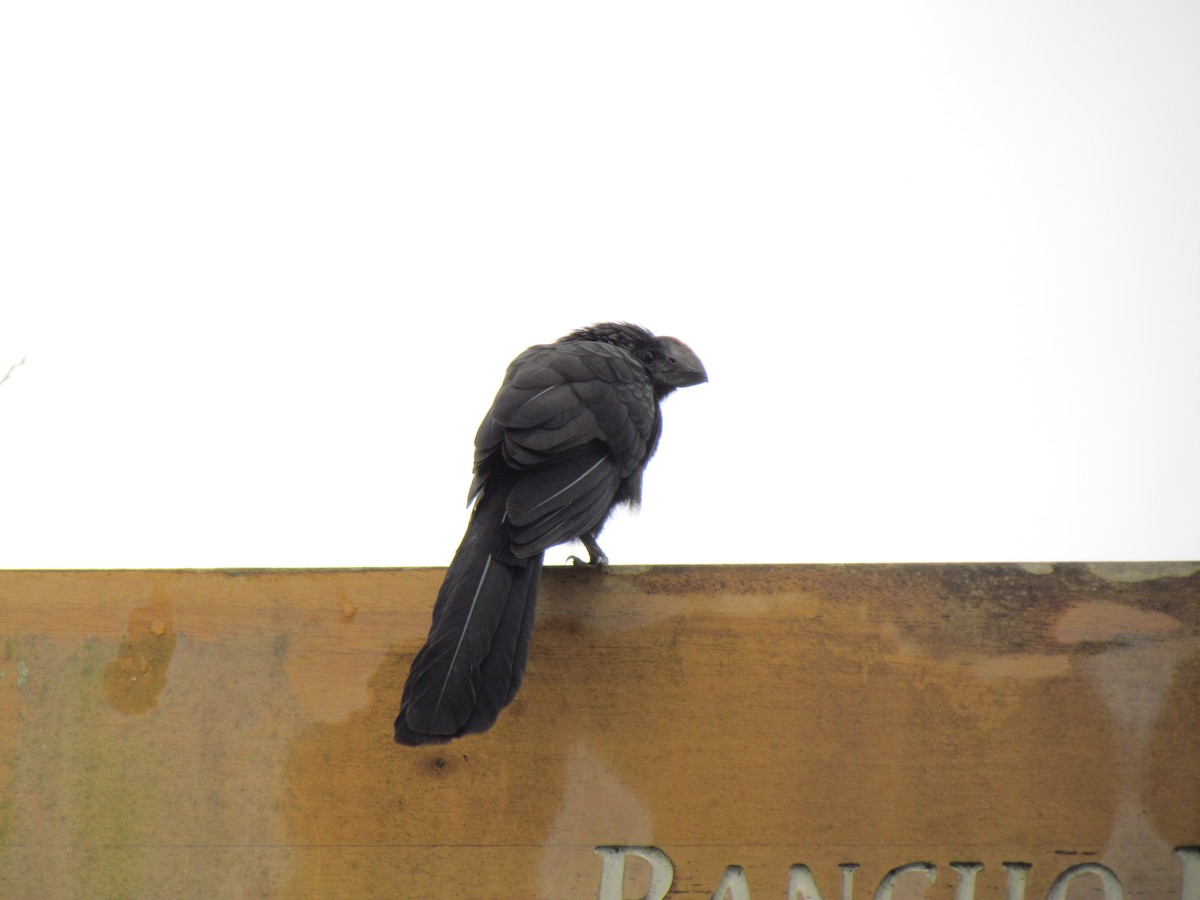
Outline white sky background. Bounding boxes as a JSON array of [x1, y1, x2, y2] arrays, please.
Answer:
[[2, 2, 1197, 568]]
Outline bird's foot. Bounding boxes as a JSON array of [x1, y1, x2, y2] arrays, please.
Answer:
[[568, 533, 609, 567]]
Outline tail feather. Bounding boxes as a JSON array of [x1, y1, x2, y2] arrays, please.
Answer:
[[395, 485, 542, 746], [464, 552, 543, 734]]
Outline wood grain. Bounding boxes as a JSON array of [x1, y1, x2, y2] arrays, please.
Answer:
[[0, 564, 1197, 898]]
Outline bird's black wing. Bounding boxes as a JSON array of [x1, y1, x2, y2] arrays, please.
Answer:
[[471, 340, 660, 557]]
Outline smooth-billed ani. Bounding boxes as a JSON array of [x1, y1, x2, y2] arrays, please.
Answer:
[[394, 322, 706, 745]]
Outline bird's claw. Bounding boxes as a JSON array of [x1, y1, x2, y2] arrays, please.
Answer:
[[569, 532, 609, 567]]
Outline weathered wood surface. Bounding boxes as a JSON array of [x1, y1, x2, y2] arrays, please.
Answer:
[[0, 564, 1197, 899]]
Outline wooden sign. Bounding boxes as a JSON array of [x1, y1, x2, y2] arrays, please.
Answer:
[[0, 564, 1197, 898]]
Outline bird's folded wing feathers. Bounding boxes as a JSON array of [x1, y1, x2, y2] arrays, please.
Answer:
[[505, 452, 621, 555], [466, 341, 656, 555]]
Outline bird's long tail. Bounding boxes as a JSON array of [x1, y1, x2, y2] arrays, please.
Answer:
[[395, 482, 543, 746]]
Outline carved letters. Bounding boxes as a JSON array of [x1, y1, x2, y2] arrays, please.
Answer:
[[594, 846, 1200, 900]]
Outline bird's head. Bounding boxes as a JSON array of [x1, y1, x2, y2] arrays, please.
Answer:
[[641, 335, 707, 395], [561, 322, 707, 397]]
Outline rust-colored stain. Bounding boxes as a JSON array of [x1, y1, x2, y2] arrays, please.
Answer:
[[0, 564, 1197, 898], [103, 584, 177, 714]]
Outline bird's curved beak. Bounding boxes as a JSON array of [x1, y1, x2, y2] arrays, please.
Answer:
[[661, 337, 708, 388]]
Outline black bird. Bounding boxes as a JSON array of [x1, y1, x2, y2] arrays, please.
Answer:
[[394, 322, 707, 745]]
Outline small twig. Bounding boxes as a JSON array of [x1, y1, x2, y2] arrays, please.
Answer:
[[0, 357, 26, 388]]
